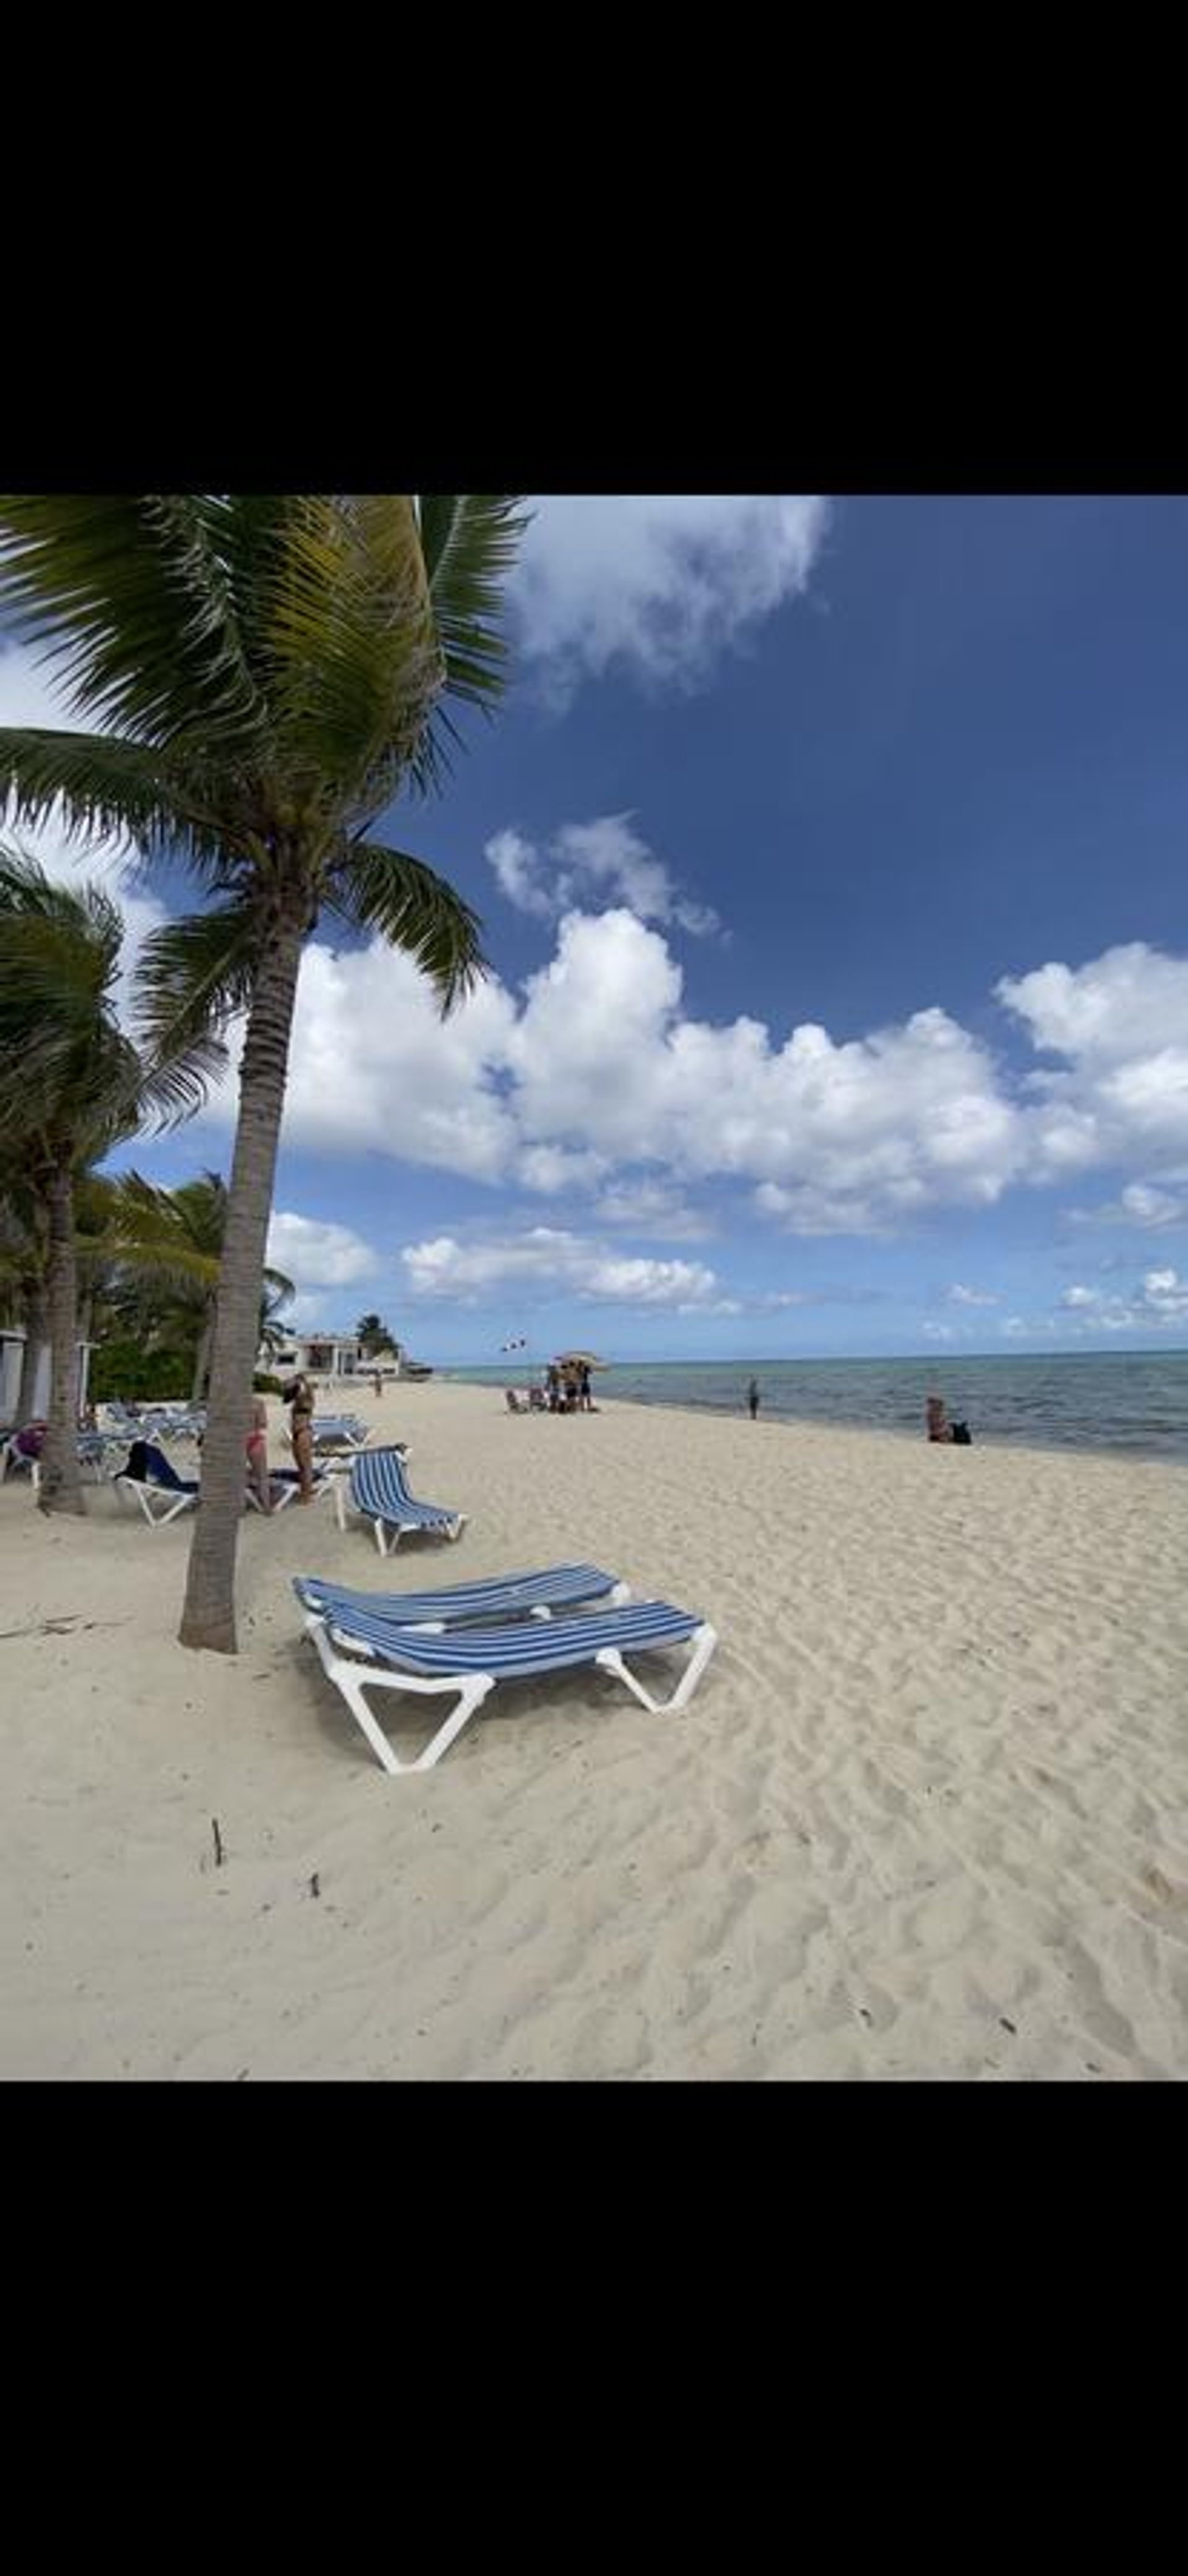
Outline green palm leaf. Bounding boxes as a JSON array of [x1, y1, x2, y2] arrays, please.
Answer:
[[322, 839, 487, 1012]]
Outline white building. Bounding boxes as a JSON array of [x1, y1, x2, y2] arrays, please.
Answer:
[[0, 1330, 93, 1428], [266, 1330, 403, 1383]]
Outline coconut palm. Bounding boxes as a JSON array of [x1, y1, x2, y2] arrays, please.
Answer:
[[355, 1312, 397, 1359], [0, 1154, 51, 1425], [103, 1170, 293, 1399], [0, 495, 527, 1645], [0, 852, 217, 1509]]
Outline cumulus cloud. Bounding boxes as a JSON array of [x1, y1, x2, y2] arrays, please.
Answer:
[[947, 1283, 999, 1307], [999, 944, 1188, 1179], [266, 1211, 379, 1293], [1055, 1266, 1188, 1331], [510, 496, 829, 705], [486, 814, 720, 937], [174, 883, 1188, 1252], [400, 1226, 725, 1311], [1066, 1177, 1188, 1230], [594, 1180, 713, 1239]]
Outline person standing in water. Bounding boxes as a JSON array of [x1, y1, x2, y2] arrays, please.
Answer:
[[747, 1377, 760, 1421]]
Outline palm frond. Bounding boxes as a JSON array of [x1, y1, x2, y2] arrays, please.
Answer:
[[0, 494, 267, 749], [133, 899, 260, 1065], [322, 839, 487, 1013], [0, 724, 243, 866], [403, 496, 530, 799], [256, 496, 446, 802]]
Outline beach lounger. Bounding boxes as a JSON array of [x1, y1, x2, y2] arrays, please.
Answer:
[[310, 1417, 370, 1452], [335, 1445, 466, 1555], [301, 1594, 718, 1772], [250, 1466, 334, 1514], [293, 1561, 630, 1631], [113, 1441, 200, 1526], [114, 1439, 269, 1527]]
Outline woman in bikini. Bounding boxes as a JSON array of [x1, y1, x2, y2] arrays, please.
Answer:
[[283, 1373, 316, 1503]]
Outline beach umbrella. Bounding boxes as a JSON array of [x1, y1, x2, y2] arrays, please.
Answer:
[[553, 1351, 609, 1368]]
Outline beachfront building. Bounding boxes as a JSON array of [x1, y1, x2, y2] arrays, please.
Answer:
[[0, 1329, 93, 1428], [266, 1329, 404, 1383]]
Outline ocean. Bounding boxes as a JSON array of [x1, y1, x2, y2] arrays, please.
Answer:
[[443, 1350, 1188, 1464]]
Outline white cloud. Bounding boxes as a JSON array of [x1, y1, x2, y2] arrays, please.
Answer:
[[266, 1212, 379, 1292], [400, 1226, 723, 1312], [174, 885, 1188, 1252], [595, 1180, 713, 1239], [947, 1283, 999, 1307], [486, 814, 720, 937], [999, 945, 1188, 1179], [510, 496, 829, 705], [923, 1320, 958, 1341], [1054, 1265, 1188, 1332], [1067, 1177, 1188, 1230]]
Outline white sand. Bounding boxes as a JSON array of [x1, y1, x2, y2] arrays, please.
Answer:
[[2, 1378, 1187, 2080]]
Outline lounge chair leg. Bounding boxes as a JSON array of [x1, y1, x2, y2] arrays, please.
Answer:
[[306, 1618, 494, 1772], [595, 1623, 718, 1714]]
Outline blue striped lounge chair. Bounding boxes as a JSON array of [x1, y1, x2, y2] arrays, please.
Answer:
[[299, 1592, 719, 1773], [335, 1444, 466, 1555], [293, 1561, 631, 1631]]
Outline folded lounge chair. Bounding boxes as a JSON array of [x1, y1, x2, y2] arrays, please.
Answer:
[[293, 1561, 630, 1631], [335, 1445, 465, 1555], [301, 1594, 718, 1772]]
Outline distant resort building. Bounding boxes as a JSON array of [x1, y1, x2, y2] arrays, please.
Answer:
[[265, 1330, 433, 1383]]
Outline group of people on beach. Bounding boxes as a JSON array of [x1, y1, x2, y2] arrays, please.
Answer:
[[546, 1362, 595, 1413]]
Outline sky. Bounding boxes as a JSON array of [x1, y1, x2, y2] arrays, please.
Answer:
[[3, 491, 1188, 1362]]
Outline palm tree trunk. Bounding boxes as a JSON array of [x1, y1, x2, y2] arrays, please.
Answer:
[[16, 1274, 46, 1425], [179, 906, 307, 1652], [39, 1157, 84, 1515], [191, 1305, 215, 1405]]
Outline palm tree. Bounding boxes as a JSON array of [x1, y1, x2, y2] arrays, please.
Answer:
[[0, 1153, 50, 1426], [0, 495, 527, 1644], [103, 1170, 293, 1399], [0, 852, 215, 1509], [355, 1312, 397, 1359]]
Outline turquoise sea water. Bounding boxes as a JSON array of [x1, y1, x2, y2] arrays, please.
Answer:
[[444, 1351, 1188, 1463]]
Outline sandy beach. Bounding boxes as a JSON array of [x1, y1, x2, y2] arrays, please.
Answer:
[[2, 1377, 1187, 2080]]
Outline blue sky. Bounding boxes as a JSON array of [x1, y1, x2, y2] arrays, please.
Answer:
[[4, 493, 1188, 1359]]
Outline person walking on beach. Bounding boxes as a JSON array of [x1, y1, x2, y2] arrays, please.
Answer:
[[747, 1376, 760, 1421], [283, 1371, 316, 1502]]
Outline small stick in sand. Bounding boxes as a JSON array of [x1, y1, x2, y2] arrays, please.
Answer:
[[212, 1817, 225, 1868]]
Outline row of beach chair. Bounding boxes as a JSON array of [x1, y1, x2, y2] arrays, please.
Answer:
[[4, 1419, 718, 1774]]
